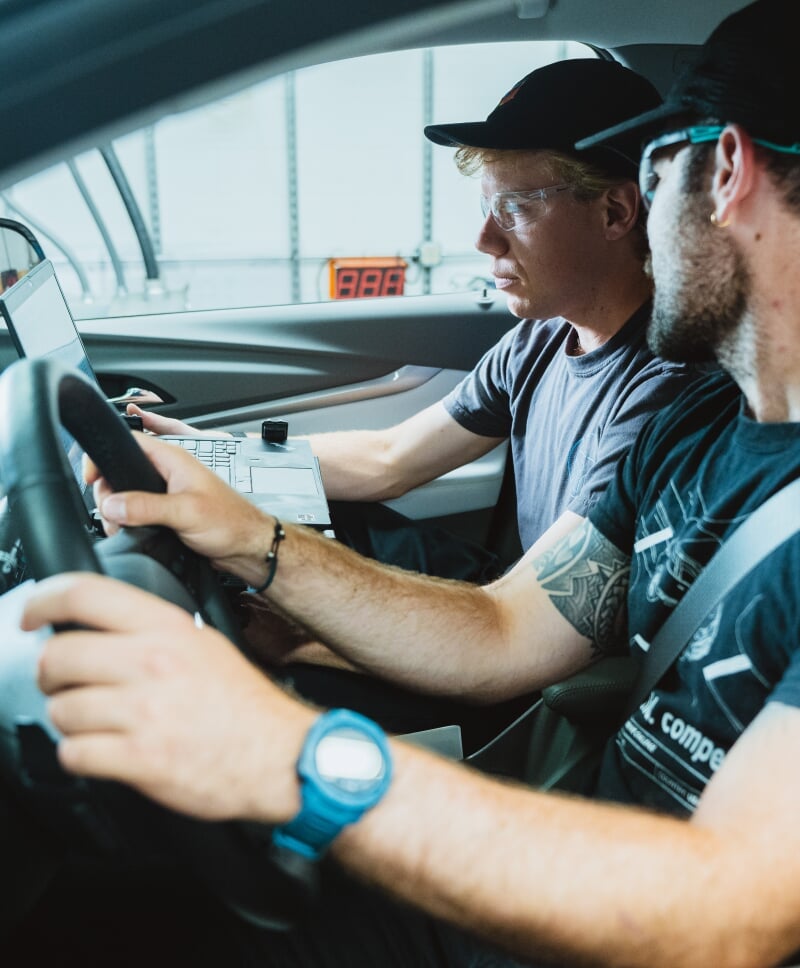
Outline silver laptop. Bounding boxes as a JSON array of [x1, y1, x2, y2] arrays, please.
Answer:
[[0, 260, 331, 528]]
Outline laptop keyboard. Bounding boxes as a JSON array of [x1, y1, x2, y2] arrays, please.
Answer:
[[170, 437, 237, 485]]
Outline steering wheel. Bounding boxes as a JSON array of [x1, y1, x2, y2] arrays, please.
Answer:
[[0, 357, 317, 931]]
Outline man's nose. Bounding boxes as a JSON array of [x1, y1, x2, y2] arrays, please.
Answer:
[[475, 214, 508, 256]]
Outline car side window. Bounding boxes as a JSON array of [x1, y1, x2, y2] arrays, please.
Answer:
[[1, 41, 589, 320]]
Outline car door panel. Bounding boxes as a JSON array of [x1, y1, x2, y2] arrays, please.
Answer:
[[0, 294, 510, 531], [77, 290, 514, 525], [79, 290, 510, 416]]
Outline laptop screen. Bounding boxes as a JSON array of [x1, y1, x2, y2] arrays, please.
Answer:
[[0, 260, 97, 515]]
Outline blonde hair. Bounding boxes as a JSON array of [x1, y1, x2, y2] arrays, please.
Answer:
[[455, 146, 626, 199], [455, 145, 649, 258]]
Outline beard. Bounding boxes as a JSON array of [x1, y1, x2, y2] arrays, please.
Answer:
[[647, 200, 749, 365]]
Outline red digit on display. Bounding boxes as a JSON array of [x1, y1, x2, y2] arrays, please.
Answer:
[[357, 269, 383, 297], [381, 268, 404, 296], [336, 268, 360, 298]]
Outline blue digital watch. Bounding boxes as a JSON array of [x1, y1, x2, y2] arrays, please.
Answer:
[[272, 708, 393, 860]]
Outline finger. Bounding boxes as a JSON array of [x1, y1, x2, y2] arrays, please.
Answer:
[[22, 573, 196, 638], [127, 403, 170, 436], [38, 632, 134, 693], [82, 452, 101, 485], [90, 477, 122, 535], [55, 734, 219, 820], [86, 430, 263, 558], [99, 486, 213, 534], [138, 409, 175, 435], [37, 628, 179, 695], [47, 685, 132, 734], [123, 431, 220, 492], [57, 732, 146, 786]]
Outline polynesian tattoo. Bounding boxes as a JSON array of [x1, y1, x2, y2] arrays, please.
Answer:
[[533, 518, 630, 656]]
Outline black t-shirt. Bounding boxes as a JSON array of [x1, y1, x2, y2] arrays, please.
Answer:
[[589, 370, 800, 816]]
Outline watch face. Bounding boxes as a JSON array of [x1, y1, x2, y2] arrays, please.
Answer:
[[315, 727, 387, 794]]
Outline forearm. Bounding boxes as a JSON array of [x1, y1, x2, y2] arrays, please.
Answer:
[[332, 744, 776, 968], [222, 511, 597, 702], [257, 521, 512, 698], [225, 512, 534, 701], [90, 436, 528, 699], [304, 429, 415, 502], [304, 406, 494, 503], [239, 597, 358, 672]]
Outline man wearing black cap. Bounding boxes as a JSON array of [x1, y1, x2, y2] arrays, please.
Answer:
[[21, 2, 800, 964], [241, 58, 697, 747], [298, 58, 694, 580], [133, 59, 694, 588]]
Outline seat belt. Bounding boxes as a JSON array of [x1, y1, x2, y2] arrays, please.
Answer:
[[462, 478, 800, 781], [621, 477, 800, 722]]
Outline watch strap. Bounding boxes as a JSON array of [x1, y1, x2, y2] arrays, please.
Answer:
[[272, 709, 392, 860], [272, 787, 362, 859]]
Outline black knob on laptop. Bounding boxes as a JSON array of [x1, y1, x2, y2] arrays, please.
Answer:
[[261, 420, 288, 444]]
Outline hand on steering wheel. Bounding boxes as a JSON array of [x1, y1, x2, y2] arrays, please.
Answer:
[[0, 357, 319, 929]]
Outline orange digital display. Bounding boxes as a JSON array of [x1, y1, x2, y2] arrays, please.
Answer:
[[328, 257, 407, 299]]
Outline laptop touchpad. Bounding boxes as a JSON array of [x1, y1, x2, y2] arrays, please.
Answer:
[[250, 466, 320, 495]]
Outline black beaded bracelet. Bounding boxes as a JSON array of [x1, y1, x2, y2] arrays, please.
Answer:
[[248, 518, 286, 594]]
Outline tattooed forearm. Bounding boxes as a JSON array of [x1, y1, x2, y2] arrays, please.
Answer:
[[533, 519, 630, 655]]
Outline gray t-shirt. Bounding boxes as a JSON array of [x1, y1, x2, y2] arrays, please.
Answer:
[[442, 303, 698, 550]]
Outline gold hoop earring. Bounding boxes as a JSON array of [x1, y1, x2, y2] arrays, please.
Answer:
[[710, 212, 730, 228]]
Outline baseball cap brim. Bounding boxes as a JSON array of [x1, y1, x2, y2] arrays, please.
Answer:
[[575, 100, 687, 154], [424, 121, 518, 149]]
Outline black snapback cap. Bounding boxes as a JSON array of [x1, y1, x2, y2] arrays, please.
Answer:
[[423, 58, 663, 179], [576, 0, 796, 154]]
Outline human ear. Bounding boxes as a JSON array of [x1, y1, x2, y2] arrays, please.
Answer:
[[603, 180, 640, 239], [710, 124, 756, 227]]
